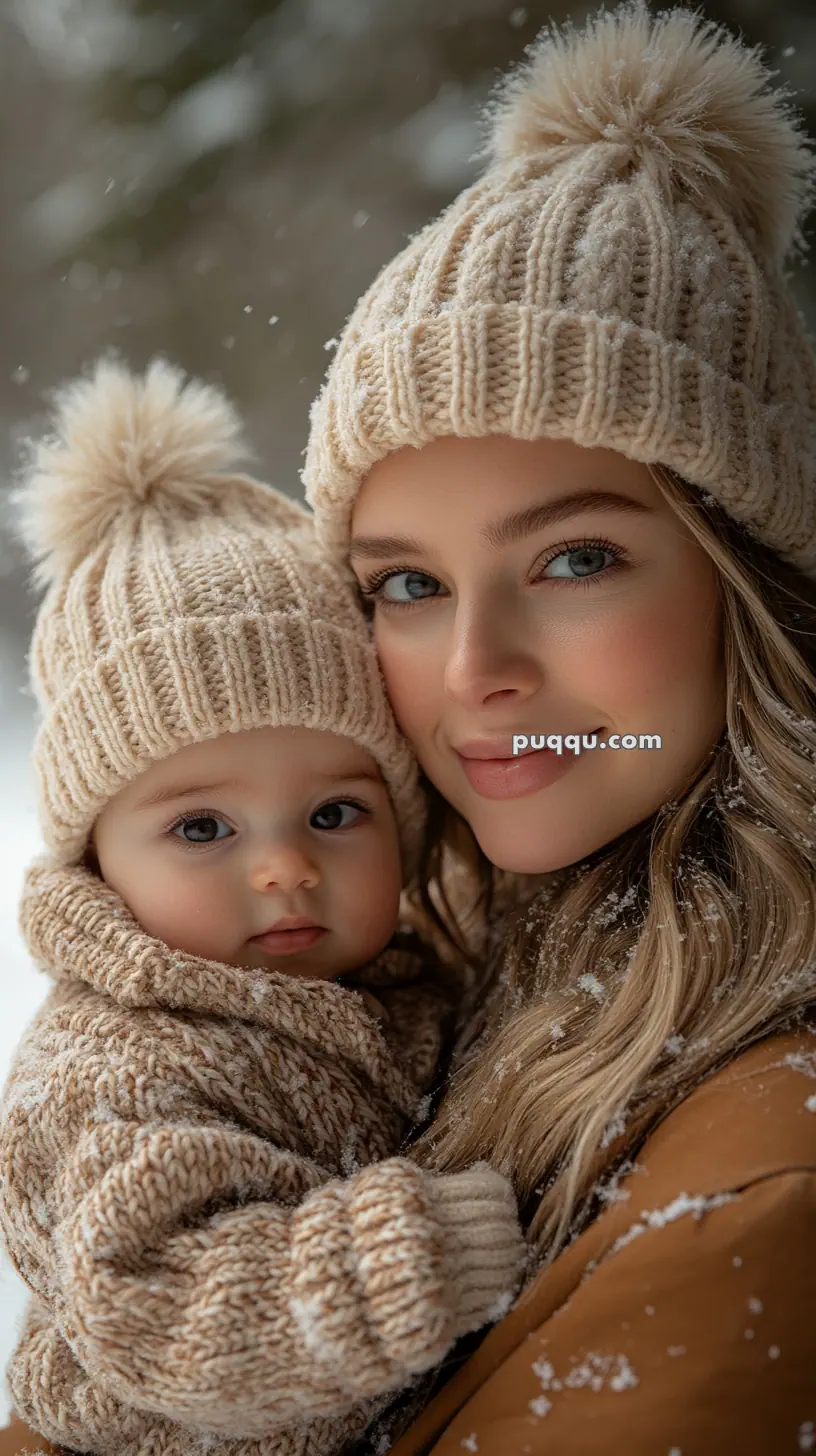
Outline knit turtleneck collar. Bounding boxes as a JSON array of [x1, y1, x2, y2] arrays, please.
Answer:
[[19, 857, 448, 1118]]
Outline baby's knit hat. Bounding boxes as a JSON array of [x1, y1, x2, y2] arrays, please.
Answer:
[[15, 356, 425, 869], [305, 1, 816, 576]]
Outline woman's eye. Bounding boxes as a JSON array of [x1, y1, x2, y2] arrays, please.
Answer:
[[379, 571, 442, 602], [171, 815, 233, 844], [310, 801, 364, 831], [543, 546, 616, 580]]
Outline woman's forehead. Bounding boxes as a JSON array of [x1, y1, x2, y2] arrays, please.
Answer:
[[352, 434, 666, 546]]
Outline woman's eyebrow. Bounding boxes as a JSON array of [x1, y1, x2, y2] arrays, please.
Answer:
[[481, 490, 652, 546], [350, 491, 651, 560], [350, 532, 426, 560]]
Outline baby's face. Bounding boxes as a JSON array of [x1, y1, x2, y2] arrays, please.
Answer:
[[93, 726, 403, 979]]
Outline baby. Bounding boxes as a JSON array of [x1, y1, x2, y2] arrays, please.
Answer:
[[0, 358, 525, 1456]]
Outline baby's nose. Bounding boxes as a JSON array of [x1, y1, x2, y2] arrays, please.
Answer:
[[248, 841, 320, 893]]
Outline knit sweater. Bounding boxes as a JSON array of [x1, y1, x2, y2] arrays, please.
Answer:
[[0, 861, 525, 1456]]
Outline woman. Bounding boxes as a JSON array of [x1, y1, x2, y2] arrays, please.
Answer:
[[1, 4, 814, 1454], [302, 4, 816, 1451]]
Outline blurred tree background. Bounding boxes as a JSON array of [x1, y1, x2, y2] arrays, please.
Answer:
[[1, 0, 815, 606], [0, 0, 815, 754]]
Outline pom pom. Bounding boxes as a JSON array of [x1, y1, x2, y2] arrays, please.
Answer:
[[14, 354, 255, 588], [485, 0, 815, 266]]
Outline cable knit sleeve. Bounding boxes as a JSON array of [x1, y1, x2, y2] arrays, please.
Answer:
[[1, 1007, 524, 1452]]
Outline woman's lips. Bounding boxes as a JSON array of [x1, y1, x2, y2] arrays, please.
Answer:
[[250, 925, 327, 956], [455, 735, 598, 801]]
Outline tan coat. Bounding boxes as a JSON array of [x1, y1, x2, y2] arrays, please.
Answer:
[[386, 1021, 816, 1455], [0, 861, 523, 1456]]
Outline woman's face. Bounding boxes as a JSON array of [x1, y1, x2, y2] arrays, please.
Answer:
[[351, 435, 726, 874]]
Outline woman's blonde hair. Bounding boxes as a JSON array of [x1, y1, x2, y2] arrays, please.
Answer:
[[409, 466, 816, 1258]]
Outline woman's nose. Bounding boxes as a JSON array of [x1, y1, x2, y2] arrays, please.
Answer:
[[248, 840, 320, 893], [443, 599, 544, 710]]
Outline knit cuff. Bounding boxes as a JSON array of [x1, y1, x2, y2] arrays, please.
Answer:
[[425, 1163, 527, 1335], [289, 1158, 524, 1398]]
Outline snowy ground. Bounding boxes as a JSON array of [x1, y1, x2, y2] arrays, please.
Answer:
[[0, 639, 49, 1425]]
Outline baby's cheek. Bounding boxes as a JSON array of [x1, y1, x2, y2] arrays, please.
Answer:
[[347, 839, 402, 936], [134, 869, 235, 957]]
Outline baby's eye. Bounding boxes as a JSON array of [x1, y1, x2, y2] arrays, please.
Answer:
[[171, 815, 233, 844], [310, 801, 365, 831]]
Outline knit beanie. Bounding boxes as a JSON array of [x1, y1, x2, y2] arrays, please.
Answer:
[[15, 356, 425, 869], [304, 1, 816, 577]]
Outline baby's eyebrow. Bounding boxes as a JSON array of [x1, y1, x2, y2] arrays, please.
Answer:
[[135, 768, 382, 809], [135, 780, 236, 809], [309, 767, 383, 784]]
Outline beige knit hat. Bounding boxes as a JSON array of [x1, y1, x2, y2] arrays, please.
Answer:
[[305, 1, 816, 576], [16, 356, 425, 869]]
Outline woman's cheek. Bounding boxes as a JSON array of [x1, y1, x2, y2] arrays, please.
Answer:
[[571, 589, 720, 716], [574, 613, 682, 710], [572, 600, 724, 796], [375, 626, 439, 742]]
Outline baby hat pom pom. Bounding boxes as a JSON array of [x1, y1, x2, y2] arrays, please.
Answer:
[[14, 354, 255, 589], [484, 0, 816, 267]]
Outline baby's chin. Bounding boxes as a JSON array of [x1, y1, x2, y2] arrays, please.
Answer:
[[235, 944, 344, 980], [216, 923, 397, 979]]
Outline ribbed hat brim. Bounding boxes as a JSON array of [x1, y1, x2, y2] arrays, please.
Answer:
[[34, 612, 425, 871], [306, 305, 816, 577]]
